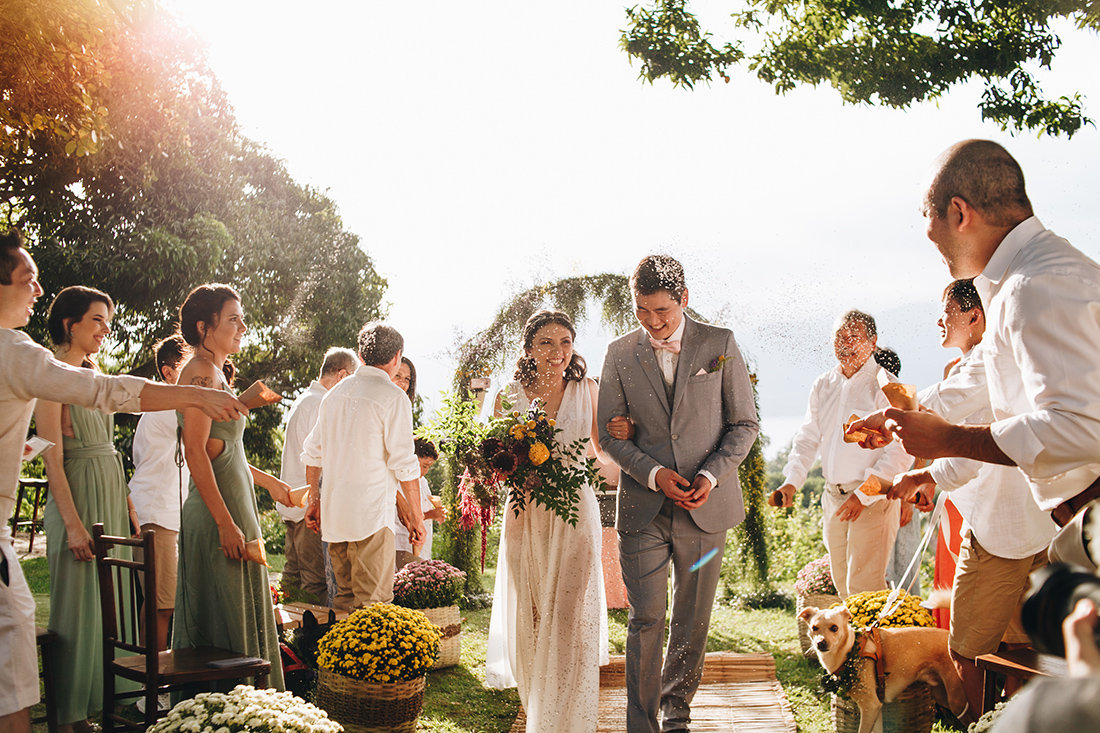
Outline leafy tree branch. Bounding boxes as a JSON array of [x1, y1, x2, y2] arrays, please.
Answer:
[[622, 0, 1098, 137]]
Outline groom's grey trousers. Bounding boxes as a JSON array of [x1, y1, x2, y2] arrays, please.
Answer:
[[619, 498, 726, 733]]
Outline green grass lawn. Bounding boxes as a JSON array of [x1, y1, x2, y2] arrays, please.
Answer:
[[23, 555, 963, 733]]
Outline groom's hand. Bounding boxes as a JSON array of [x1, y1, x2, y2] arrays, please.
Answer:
[[655, 468, 693, 502], [677, 475, 713, 510]]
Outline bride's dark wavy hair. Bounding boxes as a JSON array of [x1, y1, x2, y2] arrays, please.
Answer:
[[514, 309, 586, 388]]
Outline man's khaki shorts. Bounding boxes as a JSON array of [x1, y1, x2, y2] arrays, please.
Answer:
[[949, 530, 1047, 658], [136, 523, 179, 611]]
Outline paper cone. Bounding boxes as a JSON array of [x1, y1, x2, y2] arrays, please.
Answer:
[[289, 485, 310, 508], [244, 538, 269, 567], [239, 381, 282, 410]]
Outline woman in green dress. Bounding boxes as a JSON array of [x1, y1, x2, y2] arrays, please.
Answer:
[[38, 286, 141, 733], [173, 284, 289, 691]]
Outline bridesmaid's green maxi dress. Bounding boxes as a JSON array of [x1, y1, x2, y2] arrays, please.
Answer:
[[173, 406, 284, 690], [44, 405, 135, 724]]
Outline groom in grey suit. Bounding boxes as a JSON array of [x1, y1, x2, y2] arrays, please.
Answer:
[[599, 255, 759, 732]]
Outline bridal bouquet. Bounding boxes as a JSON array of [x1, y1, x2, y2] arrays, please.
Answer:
[[478, 398, 599, 527], [149, 686, 342, 733]]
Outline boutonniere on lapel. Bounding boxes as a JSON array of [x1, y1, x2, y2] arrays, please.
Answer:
[[694, 355, 730, 376]]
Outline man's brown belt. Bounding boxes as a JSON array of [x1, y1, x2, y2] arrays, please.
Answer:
[[1051, 475, 1100, 528]]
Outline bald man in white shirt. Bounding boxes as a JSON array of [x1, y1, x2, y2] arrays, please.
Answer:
[[851, 140, 1100, 564]]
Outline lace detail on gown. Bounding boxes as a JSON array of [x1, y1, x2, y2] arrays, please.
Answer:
[[485, 379, 609, 733]]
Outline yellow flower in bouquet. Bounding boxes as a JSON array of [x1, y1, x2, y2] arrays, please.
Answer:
[[842, 589, 935, 629], [528, 442, 550, 465], [510, 424, 527, 440]]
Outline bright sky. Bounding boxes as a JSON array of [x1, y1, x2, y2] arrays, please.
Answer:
[[170, 0, 1100, 457]]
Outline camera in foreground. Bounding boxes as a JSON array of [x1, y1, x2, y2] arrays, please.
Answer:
[[1021, 563, 1100, 657]]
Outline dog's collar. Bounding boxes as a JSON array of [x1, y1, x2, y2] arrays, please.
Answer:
[[821, 627, 887, 703], [821, 629, 863, 699]]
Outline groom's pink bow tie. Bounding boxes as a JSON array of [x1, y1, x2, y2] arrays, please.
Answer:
[[649, 338, 681, 354]]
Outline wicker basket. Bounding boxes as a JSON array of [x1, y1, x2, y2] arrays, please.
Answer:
[[419, 604, 461, 669], [796, 592, 842, 658], [831, 682, 935, 733], [316, 668, 426, 733]]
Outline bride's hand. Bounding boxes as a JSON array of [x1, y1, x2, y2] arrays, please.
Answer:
[[606, 415, 635, 441]]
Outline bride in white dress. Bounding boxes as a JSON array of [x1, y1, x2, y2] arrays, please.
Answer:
[[485, 310, 610, 733]]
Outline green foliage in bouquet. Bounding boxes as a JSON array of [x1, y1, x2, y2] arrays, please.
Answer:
[[844, 589, 935, 629], [393, 560, 467, 610], [148, 685, 342, 733], [317, 604, 441, 683], [481, 397, 601, 527]]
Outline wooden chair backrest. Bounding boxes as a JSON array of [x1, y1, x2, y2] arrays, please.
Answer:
[[92, 523, 159, 691]]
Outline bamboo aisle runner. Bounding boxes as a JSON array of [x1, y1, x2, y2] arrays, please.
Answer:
[[510, 652, 797, 732]]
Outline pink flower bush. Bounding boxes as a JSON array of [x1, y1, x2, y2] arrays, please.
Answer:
[[393, 559, 467, 609], [795, 554, 837, 597]]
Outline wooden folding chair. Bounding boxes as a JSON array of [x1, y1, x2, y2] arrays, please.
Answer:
[[92, 524, 271, 732]]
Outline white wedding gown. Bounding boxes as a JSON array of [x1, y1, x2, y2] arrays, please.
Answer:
[[485, 378, 610, 733]]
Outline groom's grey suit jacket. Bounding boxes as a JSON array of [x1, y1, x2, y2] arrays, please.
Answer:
[[598, 316, 760, 534]]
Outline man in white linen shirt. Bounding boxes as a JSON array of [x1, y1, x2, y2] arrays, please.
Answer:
[[776, 310, 912, 598], [278, 346, 358, 605], [0, 230, 247, 733], [851, 141, 1100, 550], [302, 322, 423, 610], [892, 279, 1055, 719]]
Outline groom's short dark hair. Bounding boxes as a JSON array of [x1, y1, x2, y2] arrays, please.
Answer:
[[631, 255, 686, 303]]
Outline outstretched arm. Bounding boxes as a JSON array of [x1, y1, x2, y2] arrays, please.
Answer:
[[847, 408, 1014, 464], [249, 465, 292, 507]]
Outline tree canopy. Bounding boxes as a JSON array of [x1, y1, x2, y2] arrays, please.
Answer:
[[2, 0, 386, 468], [621, 0, 1099, 137]]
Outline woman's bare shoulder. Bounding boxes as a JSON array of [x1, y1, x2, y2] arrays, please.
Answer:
[[179, 358, 222, 389]]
